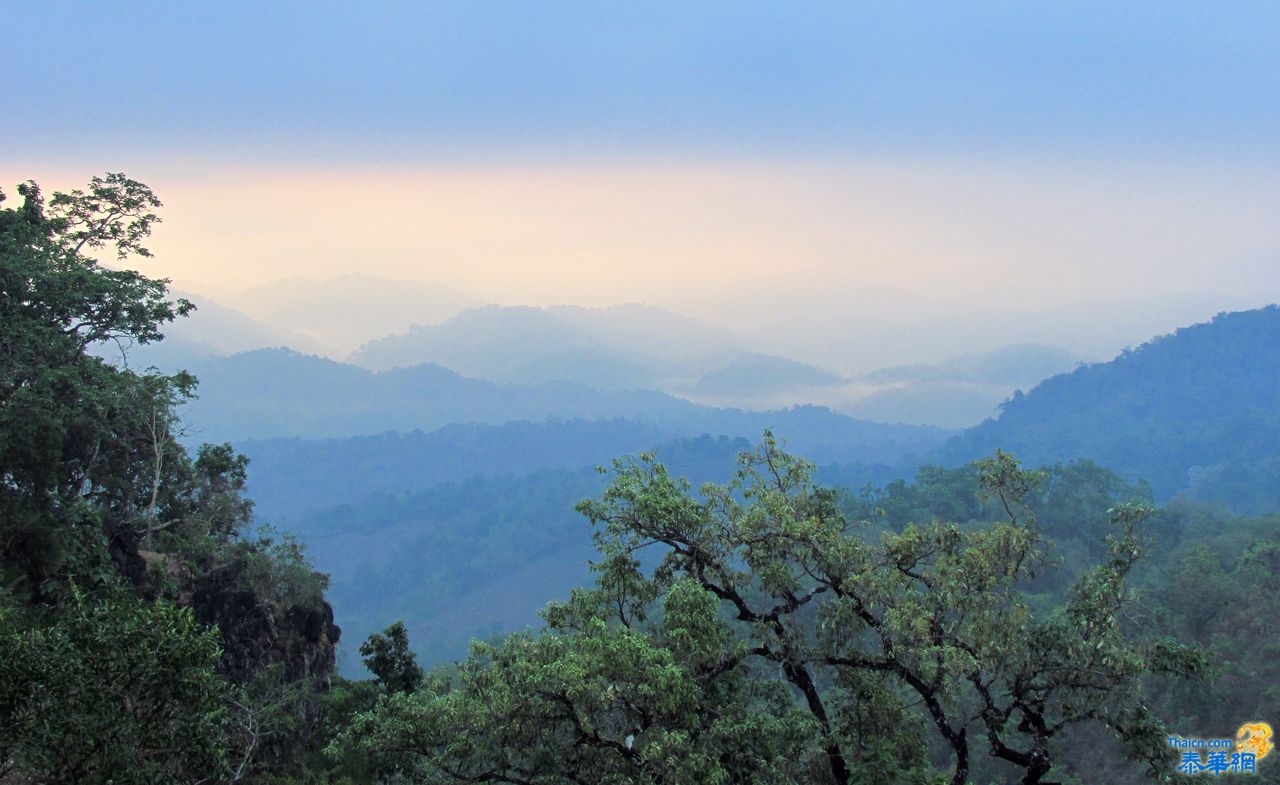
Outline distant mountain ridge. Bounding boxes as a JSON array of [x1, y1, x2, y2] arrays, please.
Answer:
[[843, 344, 1082, 427], [347, 302, 849, 395], [236, 274, 481, 356], [938, 306, 1280, 511], [349, 304, 659, 388], [179, 347, 699, 442], [175, 346, 947, 455], [132, 285, 1090, 429], [346, 302, 1084, 426], [859, 343, 1080, 386], [236, 305, 1280, 673], [239, 414, 932, 523]]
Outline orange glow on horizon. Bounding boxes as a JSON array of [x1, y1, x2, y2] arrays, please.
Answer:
[[3, 157, 1277, 327]]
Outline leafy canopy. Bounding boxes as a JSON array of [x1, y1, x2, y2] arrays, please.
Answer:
[[335, 435, 1205, 785]]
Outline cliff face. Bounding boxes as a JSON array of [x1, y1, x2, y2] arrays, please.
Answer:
[[284, 601, 342, 685], [190, 555, 341, 687]]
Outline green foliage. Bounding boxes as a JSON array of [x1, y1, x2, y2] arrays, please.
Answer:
[[0, 586, 227, 784], [0, 174, 194, 598], [1, 175, 341, 783], [1144, 513, 1280, 732], [361, 621, 425, 694], [940, 306, 1280, 512], [335, 611, 820, 785], [335, 437, 1197, 785]]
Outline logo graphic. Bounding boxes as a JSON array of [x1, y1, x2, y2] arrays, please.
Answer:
[[1169, 722, 1273, 776], [1236, 723, 1274, 761]]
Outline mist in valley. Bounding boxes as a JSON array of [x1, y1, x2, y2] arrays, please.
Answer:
[[5, 4, 1279, 784]]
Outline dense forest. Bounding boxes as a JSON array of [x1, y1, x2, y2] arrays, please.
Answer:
[[939, 306, 1280, 512], [2, 176, 1277, 784]]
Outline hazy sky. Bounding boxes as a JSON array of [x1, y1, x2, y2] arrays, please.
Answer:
[[5, 2, 1279, 346]]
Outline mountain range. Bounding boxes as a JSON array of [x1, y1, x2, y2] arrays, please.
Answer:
[[210, 303, 1280, 671], [940, 306, 1280, 510], [131, 277, 1088, 429]]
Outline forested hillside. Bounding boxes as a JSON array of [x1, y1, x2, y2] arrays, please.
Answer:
[[939, 307, 1280, 511], [288, 435, 751, 666], [4, 174, 1277, 785], [326, 438, 1249, 785], [0, 177, 344, 782], [238, 416, 936, 521], [165, 346, 951, 452], [10, 1, 1280, 781]]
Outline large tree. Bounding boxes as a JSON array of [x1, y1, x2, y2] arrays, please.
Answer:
[[336, 436, 1204, 785], [0, 174, 338, 783], [0, 173, 194, 597]]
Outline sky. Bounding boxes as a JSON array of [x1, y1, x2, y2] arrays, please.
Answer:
[[4, 1, 1279, 359]]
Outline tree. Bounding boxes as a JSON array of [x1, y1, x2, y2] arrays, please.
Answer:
[[335, 436, 1205, 785], [1, 174, 340, 783], [0, 174, 193, 598], [337, 589, 822, 785], [0, 586, 227, 784], [361, 621, 425, 694]]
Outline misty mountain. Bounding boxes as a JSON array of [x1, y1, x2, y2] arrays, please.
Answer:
[[178, 348, 694, 442], [170, 291, 324, 355], [236, 274, 481, 356], [349, 305, 656, 387], [842, 344, 1081, 428], [938, 306, 1280, 511], [686, 353, 845, 396], [547, 302, 739, 356], [239, 415, 924, 522], [736, 291, 1260, 375], [859, 343, 1080, 386], [347, 303, 850, 398], [92, 291, 323, 369], [176, 347, 948, 453], [151, 293, 1079, 429], [675, 344, 1082, 429]]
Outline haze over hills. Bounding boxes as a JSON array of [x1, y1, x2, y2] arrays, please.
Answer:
[[104, 276, 1218, 431], [841, 344, 1081, 427], [239, 415, 931, 522], [347, 302, 798, 391], [169, 291, 323, 356], [177, 345, 948, 448], [546, 303, 743, 362], [244, 305, 1280, 671], [93, 290, 324, 369], [349, 304, 662, 388], [235, 274, 481, 356], [176, 348, 708, 442], [686, 353, 845, 396], [117, 281, 1264, 445], [674, 344, 1082, 427], [735, 291, 1260, 374], [859, 344, 1081, 387], [344, 300, 1082, 425], [938, 305, 1280, 511]]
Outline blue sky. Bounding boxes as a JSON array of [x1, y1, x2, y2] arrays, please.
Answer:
[[7, 1, 1280, 161]]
